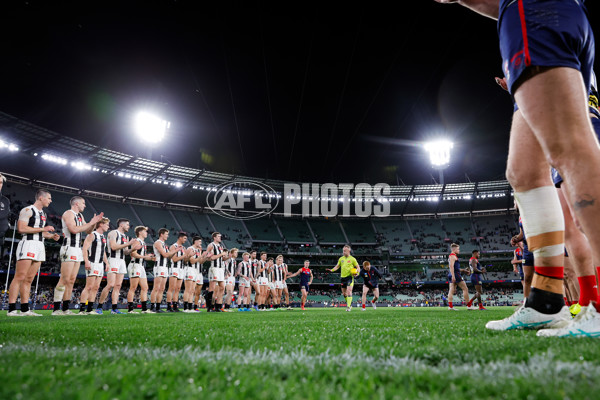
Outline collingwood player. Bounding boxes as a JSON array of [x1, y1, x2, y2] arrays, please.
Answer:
[[183, 236, 205, 312], [236, 252, 253, 311], [151, 228, 179, 313], [206, 232, 228, 312], [78, 217, 110, 315], [127, 226, 156, 313], [224, 248, 239, 311], [166, 232, 187, 312], [281, 257, 291, 309], [257, 252, 270, 310], [249, 251, 261, 310], [273, 255, 286, 309], [7, 189, 60, 316], [52, 196, 104, 315], [98, 219, 139, 314], [266, 257, 277, 310]]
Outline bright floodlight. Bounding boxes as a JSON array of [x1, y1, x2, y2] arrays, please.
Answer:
[[424, 140, 453, 167], [135, 112, 170, 143]]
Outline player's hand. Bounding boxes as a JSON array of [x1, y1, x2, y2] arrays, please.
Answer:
[[44, 225, 55, 232], [85, 260, 91, 271], [90, 212, 105, 224], [513, 267, 518, 274], [495, 77, 508, 92], [52, 233, 60, 241], [451, 277, 456, 283]]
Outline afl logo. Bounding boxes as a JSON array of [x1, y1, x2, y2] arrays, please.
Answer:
[[206, 180, 279, 220]]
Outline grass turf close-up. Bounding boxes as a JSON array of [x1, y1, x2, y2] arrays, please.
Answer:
[[1, 307, 598, 399]]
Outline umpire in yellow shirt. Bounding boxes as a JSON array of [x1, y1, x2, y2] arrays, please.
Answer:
[[327, 245, 359, 311]]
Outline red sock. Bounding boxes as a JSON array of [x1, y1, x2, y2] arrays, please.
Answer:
[[479, 303, 484, 309], [467, 299, 473, 307], [362, 304, 366, 309], [578, 275, 598, 307], [449, 302, 453, 308]]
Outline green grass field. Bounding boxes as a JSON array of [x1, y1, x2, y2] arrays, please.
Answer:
[[1, 307, 598, 399]]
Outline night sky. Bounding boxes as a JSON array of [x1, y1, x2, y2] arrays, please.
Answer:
[[1, 0, 598, 185]]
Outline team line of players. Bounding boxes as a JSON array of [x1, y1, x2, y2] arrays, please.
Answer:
[[6, 192, 383, 316]]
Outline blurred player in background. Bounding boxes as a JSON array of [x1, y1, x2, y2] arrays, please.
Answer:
[[358, 261, 381, 311], [287, 260, 313, 310], [469, 250, 487, 310], [79, 217, 110, 315], [447, 243, 474, 311]]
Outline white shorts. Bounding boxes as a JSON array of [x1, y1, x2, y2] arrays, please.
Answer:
[[283, 281, 288, 289], [154, 266, 169, 278], [108, 258, 127, 274], [17, 240, 46, 262], [60, 245, 83, 263], [259, 277, 269, 286], [169, 267, 183, 279], [268, 282, 276, 290], [128, 263, 147, 279], [86, 262, 105, 278], [211, 268, 225, 282], [239, 277, 251, 288], [275, 281, 284, 290], [196, 273, 204, 286], [226, 276, 235, 286], [185, 267, 197, 281]]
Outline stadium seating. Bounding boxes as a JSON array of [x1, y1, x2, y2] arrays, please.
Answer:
[[134, 204, 180, 237], [340, 219, 376, 244], [205, 213, 248, 249], [440, 217, 479, 253], [473, 214, 518, 252], [408, 219, 447, 253], [372, 218, 417, 254], [243, 217, 282, 242], [308, 219, 347, 244], [275, 218, 314, 243]]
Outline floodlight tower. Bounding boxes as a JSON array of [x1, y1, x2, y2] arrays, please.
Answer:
[[424, 140, 453, 185], [134, 112, 170, 144]]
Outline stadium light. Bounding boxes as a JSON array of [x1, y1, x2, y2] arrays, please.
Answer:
[[424, 140, 453, 167], [134, 112, 170, 144], [423, 140, 453, 185]]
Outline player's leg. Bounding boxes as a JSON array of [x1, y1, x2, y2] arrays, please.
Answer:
[[361, 285, 368, 309], [8, 259, 33, 314], [127, 277, 139, 313], [79, 274, 94, 314], [345, 282, 354, 310], [283, 286, 290, 308], [372, 287, 379, 309], [447, 283, 455, 310], [138, 278, 149, 313], [99, 272, 115, 311], [559, 185, 598, 308], [166, 276, 175, 311], [110, 273, 125, 313], [16, 261, 41, 315], [54, 260, 76, 314], [174, 278, 184, 311], [474, 285, 485, 310], [458, 281, 471, 308], [488, 109, 570, 329], [224, 283, 233, 310], [301, 288, 307, 310], [62, 261, 81, 314]]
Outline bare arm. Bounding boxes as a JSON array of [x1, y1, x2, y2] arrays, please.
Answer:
[[287, 268, 302, 279], [17, 208, 55, 235], [309, 271, 313, 286], [434, 0, 499, 20], [82, 234, 94, 270], [62, 210, 103, 235], [328, 261, 341, 273], [449, 256, 456, 281]]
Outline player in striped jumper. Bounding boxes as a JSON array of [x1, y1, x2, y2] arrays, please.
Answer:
[[127, 226, 156, 313], [7, 189, 60, 316], [52, 196, 104, 315], [79, 217, 110, 315]]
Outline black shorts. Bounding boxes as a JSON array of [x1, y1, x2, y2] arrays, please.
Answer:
[[340, 276, 354, 289], [364, 282, 378, 290]]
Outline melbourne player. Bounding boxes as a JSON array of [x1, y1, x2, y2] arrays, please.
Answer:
[[287, 260, 313, 310], [166, 232, 187, 312], [447, 243, 474, 310], [127, 226, 156, 313], [435, 0, 592, 332], [98, 218, 139, 314], [8, 189, 60, 316], [358, 261, 382, 311], [512, 241, 525, 292], [53, 196, 103, 315], [469, 250, 487, 310], [79, 217, 110, 315], [327, 245, 359, 311]]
